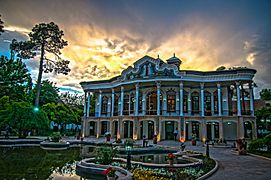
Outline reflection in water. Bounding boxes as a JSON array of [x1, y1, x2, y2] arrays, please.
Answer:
[[118, 154, 190, 164], [0, 146, 97, 180]]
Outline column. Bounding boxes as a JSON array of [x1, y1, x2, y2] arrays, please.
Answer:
[[119, 118, 123, 138], [188, 88, 192, 115], [96, 120, 100, 138], [217, 83, 222, 116], [109, 121, 113, 136], [87, 92, 90, 117], [201, 120, 206, 141], [236, 82, 241, 116], [135, 83, 139, 116], [180, 82, 184, 116], [133, 119, 138, 140], [83, 91, 87, 118], [249, 83, 254, 116], [98, 90, 102, 117], [142, 95, 146, 115], [238, 117, 244, 139], [201, 83, 205, 116], [111, 89, 114, 116], [158, 119, 162, 141], [120, 86, 124, 116], [157, 82, 161, 115], [219, 120, 223, 140], [211, 92, 214, 115]]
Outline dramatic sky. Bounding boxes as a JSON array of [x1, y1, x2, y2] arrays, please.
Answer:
[[0, 0, 270, 96]]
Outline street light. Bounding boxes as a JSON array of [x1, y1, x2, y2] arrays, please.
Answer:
[[33, 107, 39, 112], [125, 143, 133, 170]]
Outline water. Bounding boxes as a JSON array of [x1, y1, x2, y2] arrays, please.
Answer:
[[118, 154, 191, 164], [0, 146, 97, 180]]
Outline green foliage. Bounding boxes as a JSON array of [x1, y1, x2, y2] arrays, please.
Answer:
[[50, 132, 62, 142], [94, 146, 117, 165], [248, 133, 271, 152], [0, 14, 4, 35], [0, 96, 49, 137], [260, 89, 271, 101], [32, 80, 60, 106], [0, 56, 32, 101]]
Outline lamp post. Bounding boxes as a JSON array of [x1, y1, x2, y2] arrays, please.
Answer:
[[125, 144, 132, 170]]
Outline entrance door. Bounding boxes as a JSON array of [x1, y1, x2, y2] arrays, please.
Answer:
[[192, 122, 200, 138], [207, 123, 212, 140], [101, 121, 108, 135], [165, 121, 174, 140], [89, 121, 96, 136], [124, 121, 133, 138], [148, 121, 154, 139]]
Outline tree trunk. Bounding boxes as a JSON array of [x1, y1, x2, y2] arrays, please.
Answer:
[[34, 43, 45, 107]]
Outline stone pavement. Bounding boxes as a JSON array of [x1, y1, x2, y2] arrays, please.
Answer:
[[156, 140, 271, 180]]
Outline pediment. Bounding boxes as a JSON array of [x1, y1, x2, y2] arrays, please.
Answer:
[[119, 55, 182, 81]]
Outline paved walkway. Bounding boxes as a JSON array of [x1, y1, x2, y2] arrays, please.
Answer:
[[157, 140, 271, 180]]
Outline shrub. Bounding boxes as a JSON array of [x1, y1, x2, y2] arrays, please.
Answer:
[[50, 132, 61, 142], [124, 138, 134, 148], [248, 138, 266, 151], [95, 146, 117, 165]]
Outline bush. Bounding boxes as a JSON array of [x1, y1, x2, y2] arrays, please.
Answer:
[[50, 132, 62, 142], [95, 146, 117, 165], [124, 138, 134, 148], [248, 139, 266, 151]]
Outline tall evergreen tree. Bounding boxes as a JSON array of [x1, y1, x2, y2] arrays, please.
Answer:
[[0, 15, 4, 35], [10, 22, 70, 108]]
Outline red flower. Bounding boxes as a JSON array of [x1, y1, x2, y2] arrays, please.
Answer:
[[102, 167, 115, 177], [167, 153, 176, 160]]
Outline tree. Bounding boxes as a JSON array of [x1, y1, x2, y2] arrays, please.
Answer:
[[10, 39, 36, 60], [260, 89, 271, 101], [12, 22, 71, 108], [60, 92, 84, 108], [216, 66, 226, 71], [0, 15, 4, 35], [32, 80, 60, 106], [0, 56, 32, 101], [0, 96, 49, 137]]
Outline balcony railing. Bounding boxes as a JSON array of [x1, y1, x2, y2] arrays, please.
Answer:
[[87, 109, 253, 117]]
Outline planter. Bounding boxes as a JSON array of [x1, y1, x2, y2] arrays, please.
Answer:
[[192, 140, 196, 146], [107, 176, 116, 180], [168, 159, 174, 166]]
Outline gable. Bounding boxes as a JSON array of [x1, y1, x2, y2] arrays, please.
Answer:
[[119, 55, 182, 81]]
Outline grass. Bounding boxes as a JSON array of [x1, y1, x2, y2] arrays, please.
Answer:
[[249, 150, 271, 158]]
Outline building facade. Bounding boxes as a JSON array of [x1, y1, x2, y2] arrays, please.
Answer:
[[80, 55, 257, 142]]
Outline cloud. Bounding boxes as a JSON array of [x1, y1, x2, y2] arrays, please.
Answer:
[[0, 0, 271, 96], [244, 30, 271, 95]]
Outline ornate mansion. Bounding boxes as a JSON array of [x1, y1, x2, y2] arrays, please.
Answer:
[[80, 55, 257, 142]]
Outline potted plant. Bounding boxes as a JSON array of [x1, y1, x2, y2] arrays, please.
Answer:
[[167, 153, 176, 166], [105, 132, 111, 141], [102, 167, 116, 180], [191, 134, 197, 146]]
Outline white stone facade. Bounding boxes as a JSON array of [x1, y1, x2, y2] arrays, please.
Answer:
[[80, 55, 257, 142]]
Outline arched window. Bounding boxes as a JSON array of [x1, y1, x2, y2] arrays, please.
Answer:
[[167, 90, 176, 112], [192, 91, 199, 114], [130, 93, 135, 114], [113, 95, 119, 116], [204, 91, 211, 116], [123, 95, 129, 115], [101, 96, 108, 115]]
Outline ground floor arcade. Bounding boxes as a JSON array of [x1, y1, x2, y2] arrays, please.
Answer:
[[82, 116, 257, 141]]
